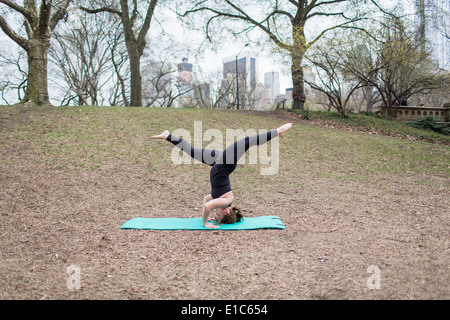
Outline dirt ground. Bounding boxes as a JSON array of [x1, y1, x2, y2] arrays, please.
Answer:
[[0, 108, 448, 300]]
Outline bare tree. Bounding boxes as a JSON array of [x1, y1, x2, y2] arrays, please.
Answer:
[[80, 0, 159, 107], [247, 83, 270, 111], [0, 48, 28, 104], [215, 74, 244, 109], [191, 83, 212, 109], [142, 58, 176, 107], [0, 0, 72, 105], [178, 0, 383, 110], [141, 44, 195, 108], [107, 26, 130, 106], [305, 40, 364, 117], [50, 10, 120, 106], [199, 70, 235, 109]]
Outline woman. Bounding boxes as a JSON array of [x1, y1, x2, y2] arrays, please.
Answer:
[[152, 122, 292, 228]]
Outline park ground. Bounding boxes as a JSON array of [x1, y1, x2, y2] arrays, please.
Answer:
[[0, 104, 448, 300]]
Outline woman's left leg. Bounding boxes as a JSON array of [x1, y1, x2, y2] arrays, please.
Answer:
[[220, 129, 278, 165]]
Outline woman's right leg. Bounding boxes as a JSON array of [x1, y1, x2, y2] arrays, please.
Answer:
[[152, 131, 217, 165]]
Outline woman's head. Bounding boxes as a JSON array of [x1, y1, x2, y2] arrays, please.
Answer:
[[215, 206, 243, 224]]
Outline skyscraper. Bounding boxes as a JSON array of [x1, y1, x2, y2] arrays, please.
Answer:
[[415, 0, 450, 70], [264, 71, 280, 103], [222, 53, 257, 90]]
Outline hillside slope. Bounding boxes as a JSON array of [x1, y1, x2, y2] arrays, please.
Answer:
[[1, 104, 449, 300]]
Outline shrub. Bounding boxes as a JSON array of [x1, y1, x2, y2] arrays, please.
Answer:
[[408, 116, 449, 135]]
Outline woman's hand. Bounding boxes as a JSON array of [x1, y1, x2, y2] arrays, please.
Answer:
[[204, 222, 219, 229]]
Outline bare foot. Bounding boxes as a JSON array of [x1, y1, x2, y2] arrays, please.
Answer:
[[151, 130, 170, 139], [276, 123, 292, 138]]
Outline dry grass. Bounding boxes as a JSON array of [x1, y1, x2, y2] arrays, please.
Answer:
[[0, 104, 449, 300]]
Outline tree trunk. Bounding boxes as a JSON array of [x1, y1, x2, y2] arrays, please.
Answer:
[[365, 86, 374, 113], [291, 22, 306, 110], [128, 48, 142, 107], [340, 106, 348, 118], [24, 39, 50, 105], [388, 104, 398, 119], [291, 57, 306, 110]]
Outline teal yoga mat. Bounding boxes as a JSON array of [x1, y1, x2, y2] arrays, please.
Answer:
[[120, 215, 285, 230]]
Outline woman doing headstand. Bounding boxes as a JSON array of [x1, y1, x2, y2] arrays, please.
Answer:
[[152, 123, 292, 228]]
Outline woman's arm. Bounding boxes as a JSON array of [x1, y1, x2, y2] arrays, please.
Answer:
[[202, 194, 216, 223], [202, 193, 234, 229], [202, 204, 219, 229]]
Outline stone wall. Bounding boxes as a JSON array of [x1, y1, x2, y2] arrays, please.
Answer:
[[381, 104, 449, 122]]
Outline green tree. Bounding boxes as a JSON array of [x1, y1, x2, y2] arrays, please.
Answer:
[[342, 18, 449, 118]]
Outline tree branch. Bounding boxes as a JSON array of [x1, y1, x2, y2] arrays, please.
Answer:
[[262, 9, 294, 23], [37, 0, 52, 37], [307, 11, 347, 20], [369, 0, 397, 19], [0, 14, 29, 49], [0, 0, 35, 23], [314, 0, 347, 7], [306, 21, 370, 50], [137, 0, 158, 49], [182, 3, 292, 51], [79, 6, 122, 17], [50, 0, 71, 31]]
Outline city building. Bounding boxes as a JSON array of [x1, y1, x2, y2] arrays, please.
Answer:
[[220, 53, 258, 109], [415, 0, 450, 70], [177, 57, 193, 85], [176, 57, 211, 108], [223, 53, 257, 90], [264, 71, 280, 104]]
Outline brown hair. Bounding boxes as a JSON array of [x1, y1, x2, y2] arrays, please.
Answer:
[[217, 206, 244, 224]]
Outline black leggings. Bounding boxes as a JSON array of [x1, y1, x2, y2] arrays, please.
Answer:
[[166, 129, 278, 166], [167, 129, 278, 199]]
